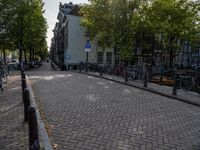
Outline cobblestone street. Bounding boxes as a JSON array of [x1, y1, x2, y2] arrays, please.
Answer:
[[2, 0, 200, 149], [27, 64, 200, 150], [0, 73, 28, 150]]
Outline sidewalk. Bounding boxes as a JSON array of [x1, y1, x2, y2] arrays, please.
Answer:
[[0, 72, 28, 150], [74, 70, 200, 106]]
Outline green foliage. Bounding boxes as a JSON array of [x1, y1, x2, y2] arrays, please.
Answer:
[[143, 0, 200, 67], [81, 0, 113, 47], [80, 0, 200, 65], [0, 0, 48, 61], [81, 0, 138, 61]]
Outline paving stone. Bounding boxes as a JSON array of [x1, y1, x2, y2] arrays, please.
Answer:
[[0, 72, 28, 149], [28, 65, 200, 150]]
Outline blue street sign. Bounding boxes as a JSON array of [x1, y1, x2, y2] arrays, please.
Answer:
[[66, 55, 70, 60], [85, 41, 91, 49]]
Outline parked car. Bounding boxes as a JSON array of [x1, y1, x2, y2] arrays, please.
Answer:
[[34, 61, 42, 68], [7, 59, 19, 70]]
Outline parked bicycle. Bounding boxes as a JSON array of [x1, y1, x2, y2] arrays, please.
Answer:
[[0, 69, 3, 90], [126, 65, 144, 80], [0, 61, 9, 91], [180, 75, 200, 93], [79, 62, 94, 72], [103, 63, 115, 75]]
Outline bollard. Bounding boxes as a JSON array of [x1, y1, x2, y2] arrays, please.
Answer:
[[159, 68, 164, 85], [22, 74, 26, 102], [143, 70, 148, 87], [22, 77, 26, 90], [159, 75, 163, 85], [99, 67, 103, 76], [21, 71, 26, 80], [21, 69, 24, 78], [29, 107, 40, 150], [24, 88, 30, 122], [172, 75, 177, 95], [79, 65, 81, 73], [124, 68, 128, 82], [85, 63, 88, 73]]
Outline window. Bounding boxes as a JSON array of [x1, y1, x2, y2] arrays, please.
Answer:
[[97, 52, 103, 64], [106, 52, 112, 64]]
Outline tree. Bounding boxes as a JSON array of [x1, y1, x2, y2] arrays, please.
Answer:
[[81, 0, 154, 64], [111, 0, 136, 62], [0, 0, 16, 60], [81, 0, 113, 48], [81, 0, 200, 67], [143, 0, 200, 67], [0, 0, 48, 63], [23, 0, 48, 61]]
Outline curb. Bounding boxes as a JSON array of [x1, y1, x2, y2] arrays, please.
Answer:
[[26, 75, 53, 150], [72, 71, 200, 107]]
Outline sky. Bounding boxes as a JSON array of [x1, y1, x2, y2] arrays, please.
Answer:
[[42, 0, 89, 50]]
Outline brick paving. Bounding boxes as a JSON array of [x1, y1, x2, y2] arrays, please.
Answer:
[[87, 72, 200, 106], [28, 68, 200, 150], [0, 72, 28, 150]]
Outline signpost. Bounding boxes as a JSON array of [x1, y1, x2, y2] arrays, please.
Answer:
[[85, 40, 91, 61], [85, 40, 91, 73], [85, 41, 91, 52]]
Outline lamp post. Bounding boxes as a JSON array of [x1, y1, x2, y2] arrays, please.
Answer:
[[86, 44, 89, 63]]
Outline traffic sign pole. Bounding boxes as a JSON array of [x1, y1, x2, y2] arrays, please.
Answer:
[[86, 52, 88, 63], [85, 41, 90, 73]]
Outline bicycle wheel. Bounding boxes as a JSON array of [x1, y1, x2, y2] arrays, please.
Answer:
[[180, 77, 194, 91]]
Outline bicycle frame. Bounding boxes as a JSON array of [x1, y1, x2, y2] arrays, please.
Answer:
[[180, 76, 195, 91]]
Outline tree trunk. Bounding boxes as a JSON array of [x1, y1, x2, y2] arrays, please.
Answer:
[[169, 36, 174, 68], [32, 49, 35, 61], [2, 37, 6, 60], [169, 51, 173, 68], [24, 49, 27, 62], [18, 12, 24, 67], [19, 40, 23, 64], [29, 46, 32, 62], [151, 35, 155, 66], [134, 34, 138, 64]]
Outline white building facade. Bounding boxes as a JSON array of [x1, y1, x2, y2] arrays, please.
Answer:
[[50, 2, 115, 70]]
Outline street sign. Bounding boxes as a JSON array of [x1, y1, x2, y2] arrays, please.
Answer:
[[85, 41, 91, 52], [85, 41, 90, 49], [66, 55, 70, 60]]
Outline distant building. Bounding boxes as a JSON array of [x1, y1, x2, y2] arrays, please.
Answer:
[[135, 33, 200, 68], [50, 2, 116, 69], [174, 40, 200, 67]]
